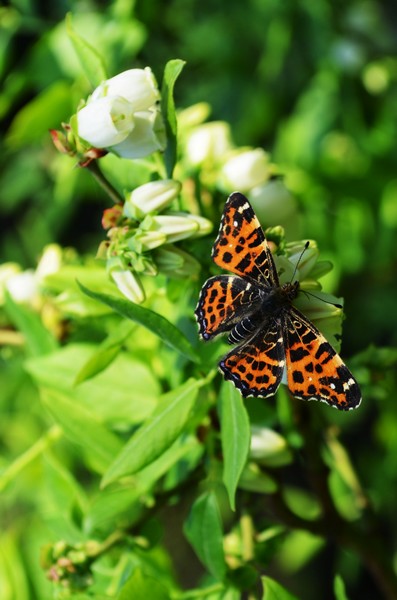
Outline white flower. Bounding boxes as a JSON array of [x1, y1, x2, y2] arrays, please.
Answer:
[[5, 270, 38, 304], [124, 180, 181, 219], [221, 148, 270, 192], [77, 96, 135, 148], [76, 68, 165, 159], [111, 108, 166, 159], [91, 68, 160, 112]]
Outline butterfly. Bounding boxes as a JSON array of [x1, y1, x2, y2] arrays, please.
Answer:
[[195, 192, 361, 410]]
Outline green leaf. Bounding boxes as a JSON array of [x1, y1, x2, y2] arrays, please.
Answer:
[[261, 576, 300, 600], [334, 574, 350, 600], [102, 378, 204, 486], [40, 388, 123, 473], [6, 81, 73, 147], [66, 13, 107, 86], [118, 567, 170, 600], [78, 282, 199, 363], [74, 322, 135, 384], [184, 491, 227, 580], [4, 292, 58, 357], [26, 344, 159, 425], [218, 381, 251, 511], [161, 59, 186, 177], [86, 437, 200, 535]]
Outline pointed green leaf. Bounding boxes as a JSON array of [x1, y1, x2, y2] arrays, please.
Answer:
[[78, 282, 199, 363], [118, 567, 170, 600], [41, 388, 123, 473], [161, 59, 186, 177], [66, 14, 107, 86], [184, 491, 226, 580], [74, 322, 135, 384], [218, 381, 251, 510], [102, 378, 203, 486], [334, 575, 350, 600], [4, 292, 58, 356], [261, 576, 300, 600]]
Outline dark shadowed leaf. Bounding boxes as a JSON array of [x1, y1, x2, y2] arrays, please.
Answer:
[[184, 491, 226, 580]]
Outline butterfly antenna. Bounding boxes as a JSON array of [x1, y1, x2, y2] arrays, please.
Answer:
[[291, 241, 310, 283], [292, 242, 342, 308], [302, 289, 343, 309]]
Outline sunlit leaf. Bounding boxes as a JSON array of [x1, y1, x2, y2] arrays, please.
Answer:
[[66, 13, 107, 86], [261, 576, 299, 599], [334, 575, 350, 600], [4, 292, 58, 356], [218, 381, 250, 510], [74, 321, 135, 384], [117, 567, 170, 600], [40, 388, 123, 473], [161, 59, 186, 177], [102, 378, 204, 486]]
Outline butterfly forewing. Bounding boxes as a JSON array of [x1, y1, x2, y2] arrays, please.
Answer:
[[212, 192, 278, 287], [195, 275, 262, 340]]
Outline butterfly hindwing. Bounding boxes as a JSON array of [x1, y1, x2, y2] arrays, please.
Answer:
[[219, 320, 285, 398], [283, 308, 361, 410], [212, 192, 278, 287]]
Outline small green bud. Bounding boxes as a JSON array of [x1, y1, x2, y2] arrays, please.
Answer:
[[124, 180, 181, 219]]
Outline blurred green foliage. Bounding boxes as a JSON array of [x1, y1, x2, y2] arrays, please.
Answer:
[[1, 1, 397, 600]]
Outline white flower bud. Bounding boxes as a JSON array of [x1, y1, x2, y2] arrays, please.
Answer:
[[221, 148, 270, 192], [250, 426, 292, 467], [109, 267, 145, 304], [185, 121, 232, 166], [141, 214, 199, 243], [178, 213, 213, 237], [124, 180, 181, 219]]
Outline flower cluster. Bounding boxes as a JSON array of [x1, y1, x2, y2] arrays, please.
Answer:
[[99, 179, 212, 303]]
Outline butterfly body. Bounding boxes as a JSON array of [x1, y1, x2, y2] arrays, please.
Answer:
[[195, 192, 361, 410]]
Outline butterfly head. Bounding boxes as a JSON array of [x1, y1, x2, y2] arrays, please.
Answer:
[[281, 280, 300, 302]]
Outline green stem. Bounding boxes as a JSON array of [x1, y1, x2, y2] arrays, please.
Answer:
[[86, 160, 124, 205], [0, 425, 62, 492]]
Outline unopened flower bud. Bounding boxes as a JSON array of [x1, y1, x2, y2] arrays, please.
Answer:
[[250, 426, 292, 467], [221, 148, 270, 192], [154, 245, 201, 278], [124, 180, 181, 219], [109, 265, 145, 303], [185, 121, 232, 166], [141, 214, 199, 243]]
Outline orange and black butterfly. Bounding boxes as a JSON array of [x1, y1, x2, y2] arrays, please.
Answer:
[[195, 192, 361, 410]]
